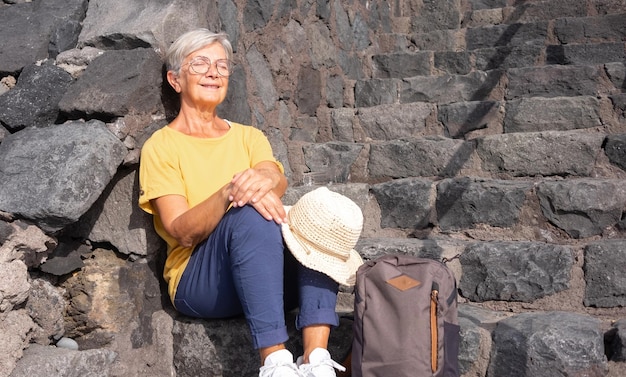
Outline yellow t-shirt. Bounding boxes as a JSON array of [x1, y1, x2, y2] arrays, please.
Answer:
[[138, 121, 284, 302]]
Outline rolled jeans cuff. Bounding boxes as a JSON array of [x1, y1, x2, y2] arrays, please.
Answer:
[[296, 308, 339, 331], [252, 325, 289, 349]]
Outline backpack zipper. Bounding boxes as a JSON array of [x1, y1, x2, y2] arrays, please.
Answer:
[[430, 282, 439, 374]]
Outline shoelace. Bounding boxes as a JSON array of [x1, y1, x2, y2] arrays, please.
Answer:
[[259, 361, 300, 377], [299, 357, 346, 376]]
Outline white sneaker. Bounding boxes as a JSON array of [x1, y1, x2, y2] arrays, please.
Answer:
[[259, 349, 301, 377], [296, 348, 346, 377]]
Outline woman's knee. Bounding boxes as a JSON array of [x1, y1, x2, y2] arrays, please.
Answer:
[[226, 205, 284, 261], [230, 205, 282, 240]]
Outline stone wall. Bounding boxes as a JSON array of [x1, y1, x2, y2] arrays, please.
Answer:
[[0, 0, 625, 376]]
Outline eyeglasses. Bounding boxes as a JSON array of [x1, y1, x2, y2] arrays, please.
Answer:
[[186, 56, 233, 77]]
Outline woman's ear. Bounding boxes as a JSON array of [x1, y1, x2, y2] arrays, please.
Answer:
[[167, 71, 182, 93]]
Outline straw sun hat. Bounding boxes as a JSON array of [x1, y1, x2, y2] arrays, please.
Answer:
[[281, 187, 364, 286]]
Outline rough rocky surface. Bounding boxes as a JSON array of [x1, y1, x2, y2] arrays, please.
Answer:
[[488, 312, 608, 377], [0, 0, 625, 376], [0, 120, 127, 232]]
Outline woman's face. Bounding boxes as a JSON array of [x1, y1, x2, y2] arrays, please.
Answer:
[[171, 42, 230, 109]]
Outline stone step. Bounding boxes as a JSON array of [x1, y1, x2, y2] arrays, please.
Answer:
[[467, 0, 588, 23], [355, 62, 625, 108], [163, 235, 625, 376], [392, 12, 625, 48], [288, 130, 626, 186], [374, 13, 625, 75], [285, 174, 626, 242], [371, 41, 625, 80], [355, 236, 626, 307], [150, 299, 622, 377], [326, 93, 622, 142]]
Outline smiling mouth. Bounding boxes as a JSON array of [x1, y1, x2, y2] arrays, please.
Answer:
[[200, 83, 220, 89]]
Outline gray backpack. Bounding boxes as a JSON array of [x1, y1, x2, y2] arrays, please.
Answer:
[[351, 254, 460, 377]]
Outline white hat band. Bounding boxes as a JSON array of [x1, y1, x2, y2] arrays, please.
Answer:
[[288, 221, 350, 262]]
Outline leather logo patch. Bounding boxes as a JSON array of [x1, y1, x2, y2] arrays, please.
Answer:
[[386, 274, 421, 291]]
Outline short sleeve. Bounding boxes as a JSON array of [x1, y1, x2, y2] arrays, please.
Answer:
[[138, 134, 187, 214]]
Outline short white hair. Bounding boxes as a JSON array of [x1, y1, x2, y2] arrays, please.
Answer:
[[165, 28, 233, 74]]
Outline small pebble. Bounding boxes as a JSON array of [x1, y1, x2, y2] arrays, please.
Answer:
[[56, 337, 79, 351]]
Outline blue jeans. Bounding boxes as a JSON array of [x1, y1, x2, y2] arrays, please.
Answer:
[[173, 205, 340, 349]]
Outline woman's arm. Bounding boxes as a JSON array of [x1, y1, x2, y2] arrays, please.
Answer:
[[152, 160, 287, 249], [151, 183, 231, 248]]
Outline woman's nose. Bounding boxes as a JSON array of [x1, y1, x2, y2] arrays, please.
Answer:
[[205, 63, 219, 77]]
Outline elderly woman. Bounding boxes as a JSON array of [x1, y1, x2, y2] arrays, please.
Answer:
[[138, 29, 345, 377]]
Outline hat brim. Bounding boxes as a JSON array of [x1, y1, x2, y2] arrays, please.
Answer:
[[281, 206, 363, 286]]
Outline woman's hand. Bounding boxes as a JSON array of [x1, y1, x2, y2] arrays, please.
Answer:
[[229, 161, 288, 223], [248, 190, 287, 224], [229, 168, 274, 207]]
